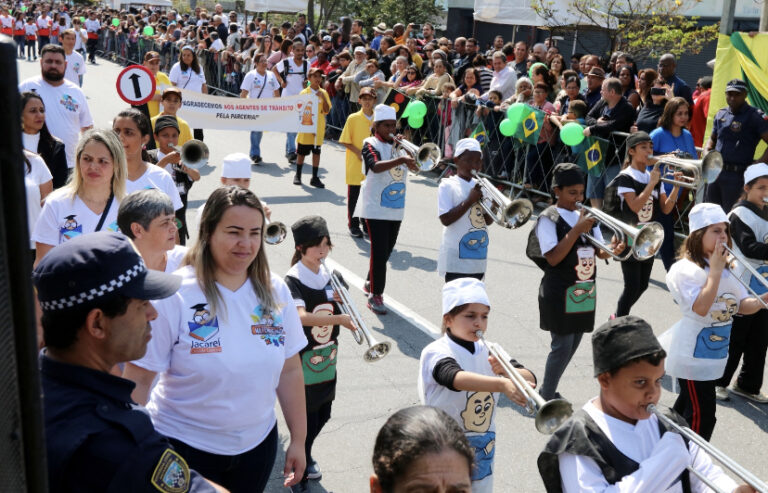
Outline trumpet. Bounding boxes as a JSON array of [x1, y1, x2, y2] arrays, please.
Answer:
[[264, 219, 287, 245], [576, 202, 664, 261], [648, 151, 723, 190], [321, 259, 390, 362], [723, 244, 768, 310], [390, 134, 442, 173], [647, 404, 768, 493], [471, 170, 533, 229], [475, 330, 573, 434], [172, 139, 209, 170]]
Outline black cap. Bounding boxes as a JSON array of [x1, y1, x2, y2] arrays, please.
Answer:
[[625, 131, 652, 150], [154, 115, 180, 135], [551, 162, 584, 188], [291, 216, 329, 247], [33, 232, 181, 313], [592, 315, 664, 376], [725, 78, 748, 93]]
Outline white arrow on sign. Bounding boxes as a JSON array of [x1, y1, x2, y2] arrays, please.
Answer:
[[115, 65, 157, 106]]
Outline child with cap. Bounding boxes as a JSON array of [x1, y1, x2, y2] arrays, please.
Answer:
[[609, 130, 681, 318], [527, 162, 623, 401], [338, 86, 376, 238], [437, 137, 494, 282], [147, 114, 200, 245], [353, 104, 419, 314], [538, 315, 745, 492], [418, 277, 536, 493], [150, 87, 193, 146], [662, 202, 768, 440], [715, 163, 768, 403], [284, 216, 358, 490], [294, 67, 332, 188]]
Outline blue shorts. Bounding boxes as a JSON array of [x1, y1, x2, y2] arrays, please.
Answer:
[[587, 164, 620, 199]]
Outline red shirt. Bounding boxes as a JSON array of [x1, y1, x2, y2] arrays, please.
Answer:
[[690, 89, 711, 147]]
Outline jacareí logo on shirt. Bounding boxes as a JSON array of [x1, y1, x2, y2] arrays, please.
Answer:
[[187, 303, 222, 354], [59, 93, 79, 112], [59, 214, 82, 242], [251, 304, 285, 347]]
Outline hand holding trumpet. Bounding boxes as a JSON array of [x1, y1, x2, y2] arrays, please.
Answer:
[[489, 354, 537, 408]]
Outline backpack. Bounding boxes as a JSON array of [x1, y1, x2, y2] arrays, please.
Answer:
[[526, 206, 560, 271], [280, 58, 308, 94], [601, 175, 622, 216]]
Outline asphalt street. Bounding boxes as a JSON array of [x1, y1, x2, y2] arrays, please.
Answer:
[[16, 57, 768, 492]]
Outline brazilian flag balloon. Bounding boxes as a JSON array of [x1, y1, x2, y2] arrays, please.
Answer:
[[512, 105, 545, 144]]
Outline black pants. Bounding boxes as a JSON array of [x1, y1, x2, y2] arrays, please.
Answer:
[[704, 169, 744, 215], [348, 185, 361, 230], [364, 219, 401, 296], [445, 272, 484, 283], [616, 257, 654, 317], [674, 378, 716, 441], [300, 400, 332, 483], [86, 37, 97, 62], [716, 310, 768, 393], [37, 35, 49, 54], [168, 424, 277, 493], [194, 128, 204, 141], [657, 209, 676, 271]]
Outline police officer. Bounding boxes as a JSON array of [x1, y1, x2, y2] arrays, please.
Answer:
[[33, 232, 226, 493], [705, 78, 768, 212]]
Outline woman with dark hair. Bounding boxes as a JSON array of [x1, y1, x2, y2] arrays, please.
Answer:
[[23, 150, 52, 258], [169, 46, 208, 140], [530, 64, 557, 102], [268, 37, 292, 69], [124, 186, 308, 493], [555, 76, 584, 116], [634, 76, 671, 133], [397, 64, 423, 91], [618, 65, 640, 109], [549, 54, 566, 91], [636, 68, 658, 108], [370, 405, 474, 493], [378, 36, 396, 80], [20, 91, 68, 189]]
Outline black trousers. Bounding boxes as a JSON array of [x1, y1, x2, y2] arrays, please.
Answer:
[[674, 378, 716, 441], [364, 218, 401, 296], [616, 257, 654, 317], [716, 310, 768, 393], [348, 185, 361, 229], [299, 400, 332, 483], [86, 37, 97, 62], [445, 272, 484, 283], [168, 424, 277, 493]]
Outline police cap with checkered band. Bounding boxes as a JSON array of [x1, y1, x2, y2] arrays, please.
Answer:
[[33, 232, 181, 313]]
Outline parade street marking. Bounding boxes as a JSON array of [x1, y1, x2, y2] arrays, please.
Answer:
[[116, 64, 156, 106], [324, 258, 442, 339]]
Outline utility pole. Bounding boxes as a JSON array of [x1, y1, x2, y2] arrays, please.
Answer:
[[720, 0, 736, 35], [761, 0, 768, 31]]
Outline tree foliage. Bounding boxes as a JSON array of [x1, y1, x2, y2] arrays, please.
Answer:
[[310, 0, 443, 36], [531, 0, 719, 62]]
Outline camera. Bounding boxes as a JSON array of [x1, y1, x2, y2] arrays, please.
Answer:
[[650, 87, 666, 96], [412, 24, 421, 30]]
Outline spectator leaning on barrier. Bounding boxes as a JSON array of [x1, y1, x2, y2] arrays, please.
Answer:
[[482, 51, 517, 101], [582, 66, 604, 111]]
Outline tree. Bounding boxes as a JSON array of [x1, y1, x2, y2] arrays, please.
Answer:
[[530, 0, 718, 62], [308, 0, 443, 37]]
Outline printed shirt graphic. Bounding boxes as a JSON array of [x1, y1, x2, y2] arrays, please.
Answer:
[[566, 246, 596, 313], [729, 206, 768, 295], [126, 165, 183, 211], [32, 191, 120, 246], [437, 175, 489, 276], [134, 266, 307, 456], [662, 259, 750, 380], [355, 136, 407, 221], [300, 303, 338, 385]]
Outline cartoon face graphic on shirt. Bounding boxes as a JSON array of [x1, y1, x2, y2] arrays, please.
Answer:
[[192, 303, 212, 325], [468, 203, 486, 229], [574, 247, 595, 281], [710, 294, 738, 324], [459, 206, 489, 259], [637, 197, 654, 223], [310, 303, 334, 345], [389, 165, 405, 182], [750, 234, 768, 295], [460, 391, 495, 433], [59, 214, 83, 241], [380, 181, 406, 209], [187, 303, 221, 352]]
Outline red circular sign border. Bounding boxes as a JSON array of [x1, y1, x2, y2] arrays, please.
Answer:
[[115, 64, 157, 106]]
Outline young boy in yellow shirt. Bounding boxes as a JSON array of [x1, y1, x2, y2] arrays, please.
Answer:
[[295, 67, 332, 188], [338, 86, 376, 238]]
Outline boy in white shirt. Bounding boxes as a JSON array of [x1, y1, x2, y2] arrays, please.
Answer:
[[60, 29, 86, 87]]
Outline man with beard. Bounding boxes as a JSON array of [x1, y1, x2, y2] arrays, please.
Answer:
[[19, 44, 93, 170]]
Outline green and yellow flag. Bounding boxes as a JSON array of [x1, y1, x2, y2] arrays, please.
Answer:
[[514, 106, 545, 144], [470, 122, 487, 148], [575, 136, 610, 176]]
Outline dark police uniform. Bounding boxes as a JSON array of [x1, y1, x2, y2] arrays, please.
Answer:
[[707, 103, 768, 211], [41, 354, 216, 493]]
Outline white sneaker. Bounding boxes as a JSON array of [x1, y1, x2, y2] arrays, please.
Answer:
[[715, 386, 729, 401]]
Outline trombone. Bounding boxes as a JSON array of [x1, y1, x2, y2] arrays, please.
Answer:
[[723, 244, 768, 310], [172, 139, 209, 170], [471, 170, 533, 229], [647, 404, 768, 493], [321, 259, 390, 362], [575, 202, 664, 261], [390, 134, 442, 173], [264, 219, 287, 245], [648, 151, 723, 190], [475, 330, 573, 434]]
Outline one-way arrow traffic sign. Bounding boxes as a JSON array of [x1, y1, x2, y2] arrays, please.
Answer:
[[116, 65, 156, 106]]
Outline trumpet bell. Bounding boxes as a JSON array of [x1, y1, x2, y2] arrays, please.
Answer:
[[535, 398, 574, 434], [178, 139, 209, 170], [632, 222, 665, 260], [503, 198, 534, 229], [265, 221, 287, 245], [364, 341, 392, 363], [417, 143, 442, 172], [700, 151, 723, 185]]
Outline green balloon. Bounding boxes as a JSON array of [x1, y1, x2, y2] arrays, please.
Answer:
[[79, 16, 85, 22], [112, 18, 120, 27], [506, 103, 526, 126], [408, 114, 424, 129], [143, 26, 154, 36], [560, 122, 585, 146], [499, 118, 515, 137], [412, 100, 427, 118], [528, 62, 547, 79], [20, 6, 27, 11], [401, 100, 413, 119]]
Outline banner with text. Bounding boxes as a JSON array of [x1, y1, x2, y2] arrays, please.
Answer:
[[177, 89, 319, 132]]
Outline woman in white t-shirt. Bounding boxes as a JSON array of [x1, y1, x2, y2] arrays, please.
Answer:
[[124, 186, 308, 493], [112, 108, 182, 212], [32, 129, 127, 262], [169, 46, 208, 141], [24, 150, 52, 256]]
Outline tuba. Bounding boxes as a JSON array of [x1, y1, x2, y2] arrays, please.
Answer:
[[390, 134, 442, 173]]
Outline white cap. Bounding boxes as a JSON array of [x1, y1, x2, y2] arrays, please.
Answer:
[[221, 153, 252, 179], [688, 203, 729, 233], [374, 104, 396, 122], [442, 277, 490, 315], [744, 163, 768, 185], [454, 138, 482, 157], [354, 46, 366, 54]]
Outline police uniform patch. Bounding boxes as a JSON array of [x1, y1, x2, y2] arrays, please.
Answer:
[[151, 449, 190, 493], [731, 121, 742, 132]]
